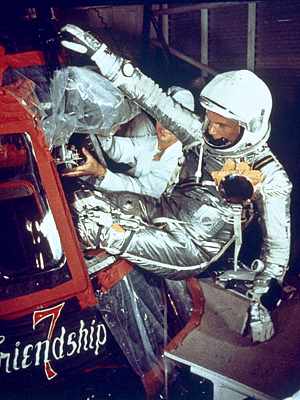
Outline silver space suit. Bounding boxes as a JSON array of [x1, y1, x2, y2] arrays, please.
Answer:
[[61, 25, 292, 342]]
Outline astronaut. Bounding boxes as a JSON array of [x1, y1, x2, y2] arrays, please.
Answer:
[[60, 24, 292, 343], [63, 86, 194, 199]]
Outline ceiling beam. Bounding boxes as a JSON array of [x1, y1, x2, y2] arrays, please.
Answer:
[[151, 38, 218, 76], [152, 2, 251, 16]]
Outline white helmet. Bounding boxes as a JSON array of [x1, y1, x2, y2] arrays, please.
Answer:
[[200, 70, 272, 156]]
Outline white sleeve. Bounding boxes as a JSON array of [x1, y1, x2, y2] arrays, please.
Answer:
[[99, 136, 136, 164], [99, 136, 158, 166], [98, 141, 182, 198]]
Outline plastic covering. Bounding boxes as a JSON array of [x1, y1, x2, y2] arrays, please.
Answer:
[[2, 69, 48, 122], [42, 66, 140, 148], [3, 65, 50, 103], [96, 268, 192, 378]]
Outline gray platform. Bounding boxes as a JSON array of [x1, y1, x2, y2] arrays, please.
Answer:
[[165, 279, 300, 400]]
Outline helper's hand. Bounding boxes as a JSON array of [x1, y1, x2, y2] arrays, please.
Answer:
[[60, 24, 103, 56], [249, 301, 275, 343], [62, 147, 106, 178]]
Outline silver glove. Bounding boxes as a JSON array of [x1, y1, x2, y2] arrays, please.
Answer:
[[247, 273, 271, 302], [249, 301, 274, 343], [60, 24, 121, 80], [100, 226, 130, 255], [60, 24, 102, 56], [247, 262, 284, 310]]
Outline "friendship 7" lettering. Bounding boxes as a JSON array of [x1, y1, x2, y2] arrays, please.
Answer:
[[0, 303, 107, 379]]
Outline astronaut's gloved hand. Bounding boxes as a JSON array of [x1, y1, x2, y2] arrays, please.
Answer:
[[94, 211, 113, 228], [60, 24, 121, 79], [249, 301, 275, 343], [76, 210, 128, 253], [248, 263, 284, 311], [247, 273, 271, 302], [100, 224, 129, 255], [60, 24, 102, 56]]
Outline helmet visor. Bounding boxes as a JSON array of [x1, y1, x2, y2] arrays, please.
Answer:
[[202, 114, 244, 149]]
